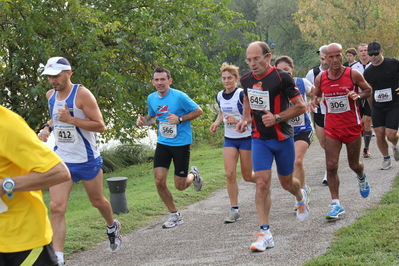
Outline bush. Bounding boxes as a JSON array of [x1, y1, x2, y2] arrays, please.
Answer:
[[192, 123, 224, 149], [101, 144, 153, 173]]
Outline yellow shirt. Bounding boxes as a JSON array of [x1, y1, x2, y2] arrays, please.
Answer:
[[0, 106, 62, 252]]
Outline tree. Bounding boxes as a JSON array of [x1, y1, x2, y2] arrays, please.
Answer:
[[256, 0, 315, 75], [201, 0, 258, 76], [216, 0, 315, 77], [295, 0, 399, 57], [0, 0, 252, 143]]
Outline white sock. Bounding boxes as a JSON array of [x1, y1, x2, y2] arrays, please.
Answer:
[[332, 199, 340, 206], [55, 252, 64, 263]]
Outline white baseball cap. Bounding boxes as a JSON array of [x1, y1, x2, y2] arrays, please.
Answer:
[[41, 57, 71, 75]]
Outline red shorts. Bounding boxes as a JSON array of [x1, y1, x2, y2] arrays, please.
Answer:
[[324, 125, 362, 144]]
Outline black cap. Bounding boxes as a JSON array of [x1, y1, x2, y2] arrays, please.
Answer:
[[368, 41, 382, 55]]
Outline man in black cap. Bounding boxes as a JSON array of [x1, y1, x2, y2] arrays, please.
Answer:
[[364, 41, 399, 170]]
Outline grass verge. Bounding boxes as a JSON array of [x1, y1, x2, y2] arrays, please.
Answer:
[[43, 145, 399, 264], [43, 146, 226, 257], [304, 175, 399, 265]]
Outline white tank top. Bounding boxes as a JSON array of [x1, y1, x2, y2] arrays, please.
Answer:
[[49, 84, 101, 163], [217, 88, 252, 139]]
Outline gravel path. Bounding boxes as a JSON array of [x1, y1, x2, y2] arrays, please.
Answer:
[[68, 138, 397, 265]]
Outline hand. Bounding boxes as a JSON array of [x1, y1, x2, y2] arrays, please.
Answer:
[[136, 115, 146, 126], [38, 129, 50, 142], [396, 87, 399, 95], [209, 123, 218, 133], [308, 100, 317, 112], [225, 115, 238, 125], [261, 109, 276, 127], [166, 113, 179, 124], [346, 89, 360, 101], [58, 103, 72, 123], [236, 121, 247, 133]]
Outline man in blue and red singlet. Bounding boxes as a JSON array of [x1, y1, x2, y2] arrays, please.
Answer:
[[310, 43, 372, 221], [39, 57, 122, 265]]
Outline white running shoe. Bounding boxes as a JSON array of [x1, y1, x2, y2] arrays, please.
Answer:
[[381, 158, 392, 170], [190, 166, 203, 191], [293, 186, 311, 212], [393, 146, 399, 161], [162, 212, 183, 228], [107, 219, 122, 253], [296, 189, 310, 222], [250, 229, 274, 251], [224, 208, 242, 223]]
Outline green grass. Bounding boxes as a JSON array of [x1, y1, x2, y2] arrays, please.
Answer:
[[43, 145, 399, 264], [304, 177, 399, 266], [43, 146, 227, 257]]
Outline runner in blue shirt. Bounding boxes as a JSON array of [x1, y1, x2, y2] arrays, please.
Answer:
[[136, 67, 204, 229]]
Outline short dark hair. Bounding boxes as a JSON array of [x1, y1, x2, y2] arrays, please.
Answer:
[[153, 67, 171, 79], [345, 48, 357, 56], [275, 55, 294, 69]]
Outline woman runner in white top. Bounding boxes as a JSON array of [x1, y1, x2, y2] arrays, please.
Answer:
[[209, 62, 256, 223]]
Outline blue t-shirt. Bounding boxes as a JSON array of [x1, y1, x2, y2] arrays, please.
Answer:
[[148, 88, 199, 146]]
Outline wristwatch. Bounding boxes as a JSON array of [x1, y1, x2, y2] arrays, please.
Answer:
[[2, 177, 15, 198], [275, 114, 282, 123], [179, 116, 183, 123]]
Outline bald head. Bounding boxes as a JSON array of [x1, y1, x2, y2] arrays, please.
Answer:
[[247, 41, 271, 55], [325, 43, 344, 70], [326, 43, 343, 55], [246, 41, 272, 77]]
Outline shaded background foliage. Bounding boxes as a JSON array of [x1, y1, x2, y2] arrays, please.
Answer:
[[295, 0, 399, 56], [2, 0, 398, 145], [0, 0, 254, 143]]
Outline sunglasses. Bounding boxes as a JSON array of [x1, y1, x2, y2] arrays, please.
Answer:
[[368, 52, 380, 56]]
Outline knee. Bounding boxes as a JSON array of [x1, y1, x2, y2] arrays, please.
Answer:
[[387, 133, 399, 142], [225, 172, 236, 183], [174, 176, 187, 191], [242, 175, 252, 182], [50, 201, 67, 216], [326, 161, 338, 172], [242, 170, 255, 182], [90, 197, 107, 209], [375, 131, 385, 139], [280, 180, 293, 191], [349, 161, 362, 172], [294, 158, 303, 169], [155, 178, 166, 189], [256, 178, 270, 191], [175, 182, 186, 191]]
